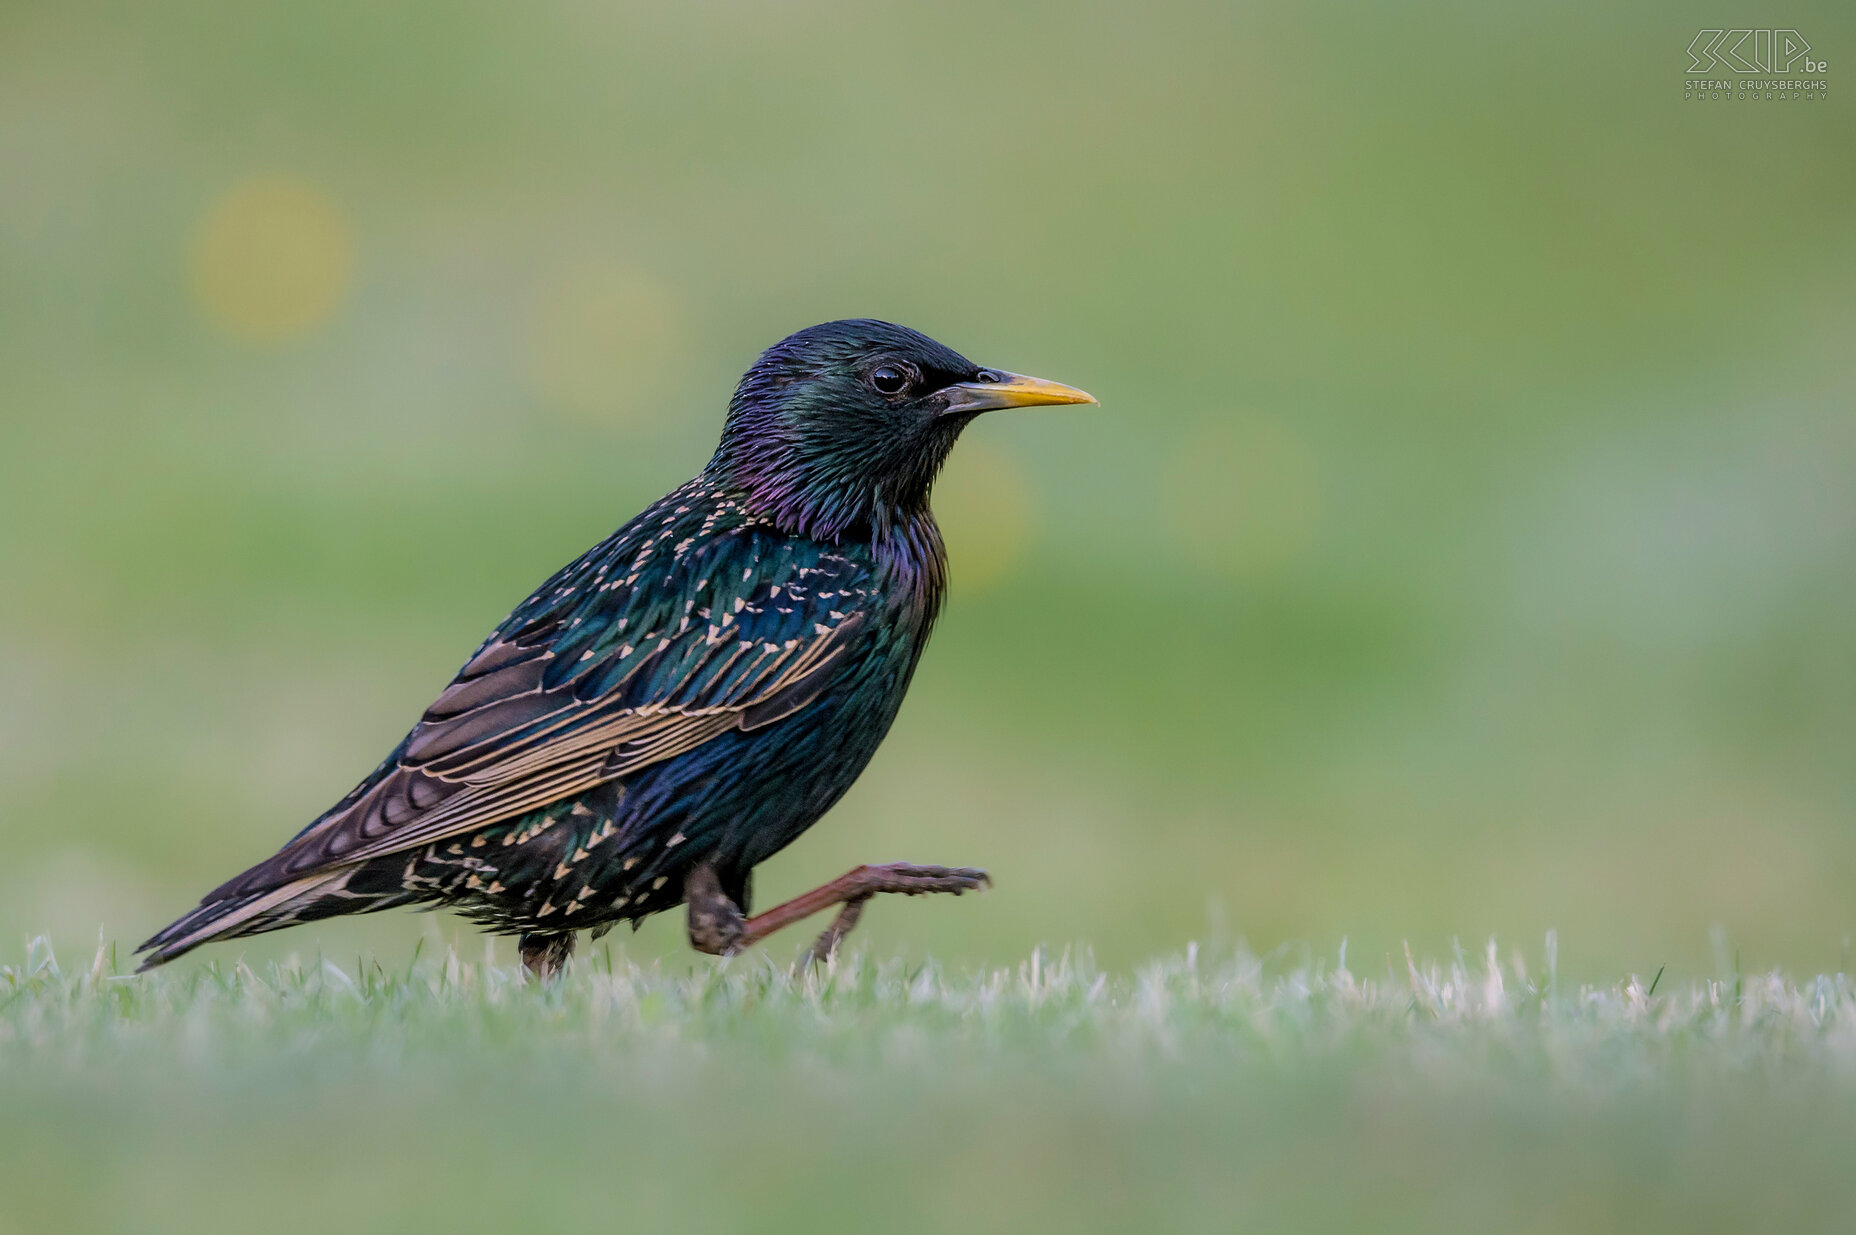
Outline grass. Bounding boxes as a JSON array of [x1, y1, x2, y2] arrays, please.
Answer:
[[6, 934, 1856, 1234]]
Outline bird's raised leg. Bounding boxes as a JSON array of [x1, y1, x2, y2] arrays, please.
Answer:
[[519, 931, 575, 980], [798, 898, 867, 968], [684, 862, 989, 964]]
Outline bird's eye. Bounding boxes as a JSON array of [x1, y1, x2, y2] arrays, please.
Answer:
[[869, 365, 910, 395]]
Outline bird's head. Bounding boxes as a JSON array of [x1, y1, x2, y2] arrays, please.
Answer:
[[708, 319, 1095, 541]]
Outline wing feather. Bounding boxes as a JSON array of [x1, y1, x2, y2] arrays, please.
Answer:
[[209, 518, 871, 901]]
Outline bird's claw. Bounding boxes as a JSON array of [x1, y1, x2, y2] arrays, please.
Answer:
[[797, 864, 991, 969], [855, 862, 991, 899]]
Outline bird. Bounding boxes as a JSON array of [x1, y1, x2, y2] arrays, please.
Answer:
[[138, 320, 1096, 977]]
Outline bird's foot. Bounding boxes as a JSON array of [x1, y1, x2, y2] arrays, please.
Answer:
[[795, 863, 990, 966], [683, 860, 988, 966], [830, 862, 993, 899], [519, 931, 575, 980], [800, 899, 866, 968]]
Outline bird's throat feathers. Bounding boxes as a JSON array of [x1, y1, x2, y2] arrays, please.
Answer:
[[709, 427, 951, 604], [708, 419, 962, 541]]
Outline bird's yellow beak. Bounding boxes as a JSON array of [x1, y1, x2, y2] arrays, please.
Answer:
[[940, 370, 1098, 416]]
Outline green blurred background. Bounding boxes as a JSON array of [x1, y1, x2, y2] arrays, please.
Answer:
[[3, 0, 1853, 982]]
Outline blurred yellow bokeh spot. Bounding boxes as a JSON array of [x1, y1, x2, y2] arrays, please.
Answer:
[[521, 262, 683, 427], [191, 177, 352, 342], [1160, 415, 1322, 575], [936, 438, 1037, 594]]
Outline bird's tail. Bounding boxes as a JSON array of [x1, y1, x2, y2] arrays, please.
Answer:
[[136, 868, 360, 970]]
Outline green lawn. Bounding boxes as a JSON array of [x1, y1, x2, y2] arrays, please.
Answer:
[[6, 934, 1854, 1234]]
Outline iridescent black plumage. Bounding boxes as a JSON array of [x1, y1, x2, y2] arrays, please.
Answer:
[[139, 321, 1094, 972]]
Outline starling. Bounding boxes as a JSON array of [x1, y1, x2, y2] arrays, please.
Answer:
[[139, 320, 1095, 976]]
